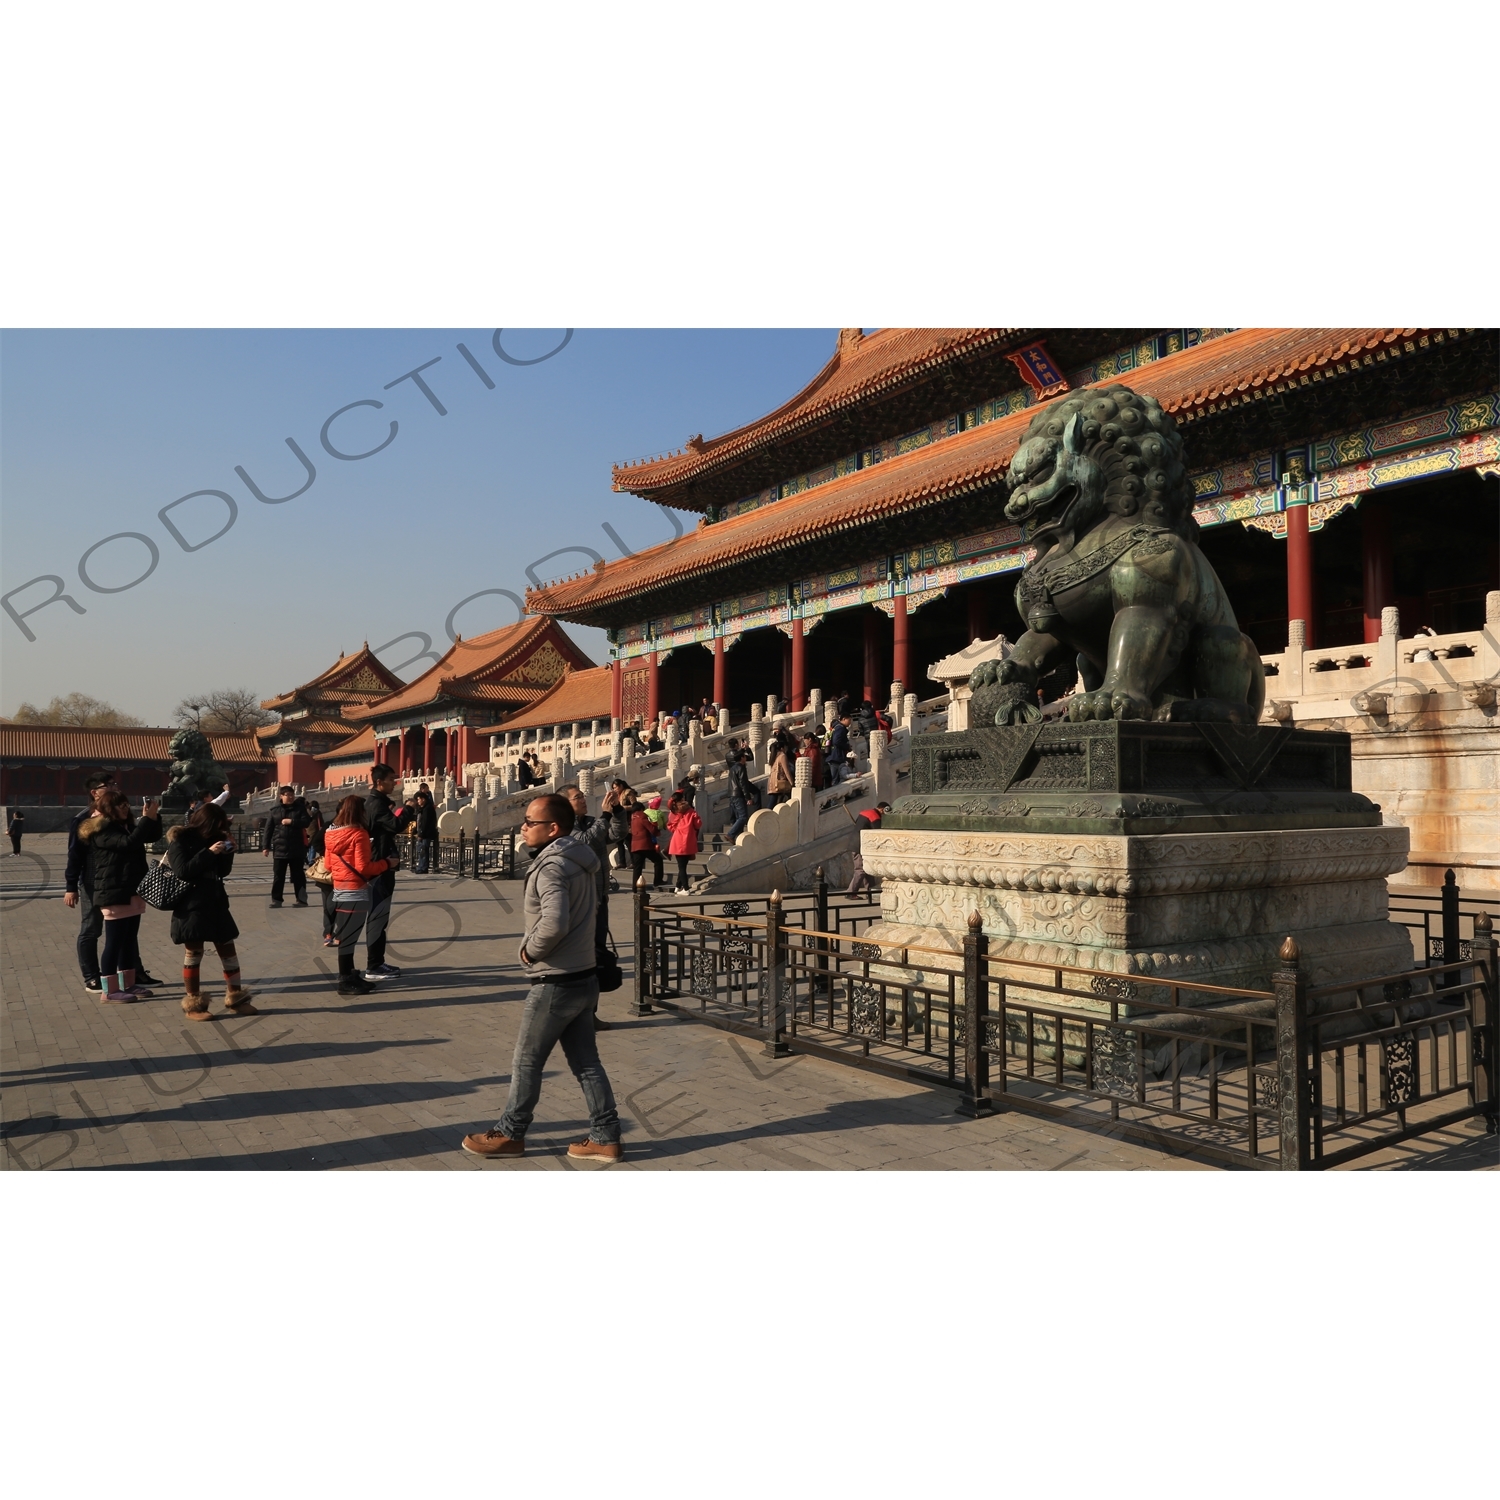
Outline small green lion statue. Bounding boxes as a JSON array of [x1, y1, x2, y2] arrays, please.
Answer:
[[969, 385, 1265, 726], [165, 727, 227, 806]]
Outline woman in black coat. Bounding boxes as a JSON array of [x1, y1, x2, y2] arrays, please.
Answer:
[[167, 802, 255, 1020], [78, 789, 161, 1002]]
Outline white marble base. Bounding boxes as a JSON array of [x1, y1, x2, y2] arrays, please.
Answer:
[[859, 824, 1414, 994]]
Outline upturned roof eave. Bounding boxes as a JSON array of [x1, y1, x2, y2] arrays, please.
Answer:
[[609, 327, 1027, 504]]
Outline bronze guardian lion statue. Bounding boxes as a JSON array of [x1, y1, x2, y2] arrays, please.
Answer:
[[969, 385, 1265, 726]]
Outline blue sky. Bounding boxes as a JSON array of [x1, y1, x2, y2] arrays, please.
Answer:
[[0, 328, 839, 721]]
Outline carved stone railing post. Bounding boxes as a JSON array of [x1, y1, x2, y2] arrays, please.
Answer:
[[1472, 911, 1497, 1134], [1274, 935, 1312, 1170], [763, 889, 789, 1056], [631, 876, 654, 1016], [957, 911, 995, 1118], [1284, 620, 1306, 699], [871, 724, 893, 806], [793, 753, 815, 842]]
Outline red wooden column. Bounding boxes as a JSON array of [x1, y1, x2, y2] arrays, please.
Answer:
[[1361, 497, 1393, 643], [1286, 501, 1315, 649], [790, 618, 807, 710], [646, 651, 660, 725], [712, 635, 726, 708], [863, 610, 881, 703], [610, 659, 623, 725], [892, 593, 910, 692]]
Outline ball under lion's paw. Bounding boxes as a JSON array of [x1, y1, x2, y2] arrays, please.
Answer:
[[971, 680, 1041, 726], [1066, 687, 1153, 722]]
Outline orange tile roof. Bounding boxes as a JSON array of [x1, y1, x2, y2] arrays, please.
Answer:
[[531, 328, 1424, 621], [261, 643, 405, 712], [344, 617, 595, 721], [257, 717, 364, 745], [0, 726, 270, 764], [314, 725, 378, 763], [474, 665, 614, 735], [613, 328, 1025, 502]]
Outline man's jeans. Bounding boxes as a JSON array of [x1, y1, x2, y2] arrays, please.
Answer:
[[76, 886, 104, 983], [830, 761, 851, 785], [726, 795, 750, 841], [270, 856, 307, 903], [365, 869, 396, 968], [414, 838, 434, 874], [497, 975, 620, 1144]]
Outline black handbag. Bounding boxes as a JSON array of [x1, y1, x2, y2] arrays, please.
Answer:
[[596, 935, 624, 993], [137, 853, 192, 912]]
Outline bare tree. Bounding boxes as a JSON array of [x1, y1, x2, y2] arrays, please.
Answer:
[[12, 693, 144, 728], [173, 689, 276, 734]]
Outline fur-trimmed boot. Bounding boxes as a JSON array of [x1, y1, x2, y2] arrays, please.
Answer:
[[182, 968, 213, 1021], [223, 983, 258, 1015]]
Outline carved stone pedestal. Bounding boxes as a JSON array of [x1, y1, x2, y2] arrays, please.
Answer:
[[860, 823, 1413, 995], [865, 721, 1414, 997]]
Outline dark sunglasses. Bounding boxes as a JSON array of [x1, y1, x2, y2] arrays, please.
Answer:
[[520, 817, 557, 829]]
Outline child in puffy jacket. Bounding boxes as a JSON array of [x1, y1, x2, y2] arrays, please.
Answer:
[[323, 795, 390, 996], [629, 804, 664, 889]]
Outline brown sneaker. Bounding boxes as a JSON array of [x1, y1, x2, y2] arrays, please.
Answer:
[[461, 1130, 524, 1159], [566, 1139, 622, 1162]]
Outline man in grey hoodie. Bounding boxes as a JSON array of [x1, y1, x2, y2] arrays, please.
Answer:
[[461, 794, 622, 1162]]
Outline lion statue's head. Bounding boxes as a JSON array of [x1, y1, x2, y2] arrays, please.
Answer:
[[1003, 385, 1196, 548]]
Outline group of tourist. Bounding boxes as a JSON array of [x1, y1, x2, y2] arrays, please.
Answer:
[[597, 775, 702, 892], [61, 762, 420, 1009], [62, 770, 253, 1013]]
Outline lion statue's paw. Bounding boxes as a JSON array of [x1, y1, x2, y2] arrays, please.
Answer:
[[967, 658, 1006, 689], [1066, 688, 1153, 722]]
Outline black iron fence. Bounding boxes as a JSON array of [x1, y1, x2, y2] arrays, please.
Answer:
[[1387, 869, 1499, 975], [631, 874, 1497, 1170], [402, 827, 519, 879]]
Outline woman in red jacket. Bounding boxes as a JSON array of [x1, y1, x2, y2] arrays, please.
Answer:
[[665, 793, 702, 892], [322, 795, 390, 996]]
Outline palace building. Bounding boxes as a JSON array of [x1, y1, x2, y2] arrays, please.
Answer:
[[337, 616, 593, 782], [524, 327, 1499, 720], [257, 643, 405, 786]]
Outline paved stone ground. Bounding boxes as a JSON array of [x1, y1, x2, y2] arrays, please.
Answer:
[[3, 834, 1494, 1172]]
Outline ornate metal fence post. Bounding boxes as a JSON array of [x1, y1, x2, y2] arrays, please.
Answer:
[[812, 863, 829, 999], [458, 829, 468, 880], [1274, 936, 1312, 1170], [1440, 868, 1460, 988], [1474, 911, 1498, 1133], [764, 888, 789, 1057], [957, 910, 995, 1118], [630, 875, 654, 1016]]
